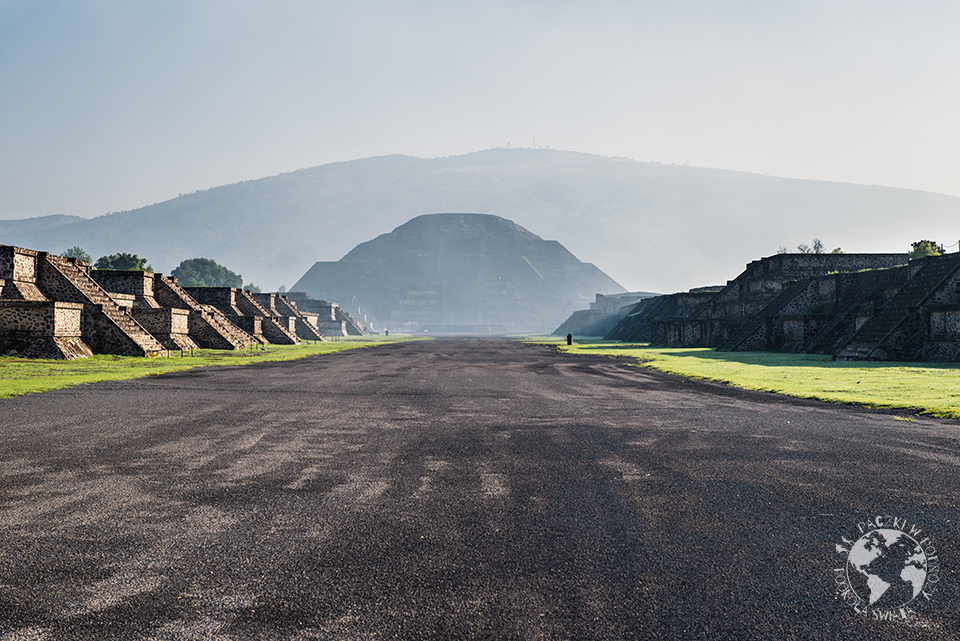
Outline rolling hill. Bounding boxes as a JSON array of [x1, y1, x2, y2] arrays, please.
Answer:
[[1, 148, 957, 293]]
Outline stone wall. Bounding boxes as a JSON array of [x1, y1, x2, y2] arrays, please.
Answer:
[[261, 317, 299, 345], [604, 251, 960, 361], [186, 287, 243, 315], [0, 245, 306, 356], [132, 308, 198, 350], [231, 315, 262, 337], [35, 254, 166, 357], [262, 293, 326, 341], [0, 246, 38, 282], [0, 246, 47, 301], [152, 275, 257, 349], [184, 287, 274, 343], [0, 300, 92, 359], [656, 253, 910, 348], [107, 292, 136, 311], [0, 301, 82, 336], [930, 308, 960, 341], [251, 293, 279, 315], [286, 292, 369, 334], [90, 270, 160, 308]]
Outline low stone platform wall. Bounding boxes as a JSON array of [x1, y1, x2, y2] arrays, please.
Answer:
[[0, 300, 93, 359], [131, 308, 199, 351], [228, 315, 263, 339], [90, 270, 162, 308]]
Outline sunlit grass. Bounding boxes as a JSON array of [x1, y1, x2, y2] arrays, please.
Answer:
[[0, 335, 428, 398], [525, 336, 960, 419]]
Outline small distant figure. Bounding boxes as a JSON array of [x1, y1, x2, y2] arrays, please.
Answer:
[[566, 333, 572, 346], [385, 329, 389, 336]]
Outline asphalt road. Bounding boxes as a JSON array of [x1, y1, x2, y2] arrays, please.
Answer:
[[0, 337, 957, 640]]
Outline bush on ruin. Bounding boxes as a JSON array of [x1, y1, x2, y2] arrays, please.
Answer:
[[909, 240, 944, 260]]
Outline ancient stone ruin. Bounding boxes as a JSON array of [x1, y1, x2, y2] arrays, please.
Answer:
[[552, 291, 660, 338], [0, 245, 334, 359], [281, 292, 369, 336], [597, 251, 960, 362], [292, 213, 626, 334]]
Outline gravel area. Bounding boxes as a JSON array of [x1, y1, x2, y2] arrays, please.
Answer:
[[0, 337, 956, 639]]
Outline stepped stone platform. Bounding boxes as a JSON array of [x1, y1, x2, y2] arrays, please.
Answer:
[[251, 293, 325, 342], [834, 253, 960, 361], [284, 293, 367, 336], [552, 292, 659, 337], [715, 266, 911, 354], [0, 247, 92, 359], [598, 251, 960, 362], [0, 300, 92, 359], [0, 245, 312, 357], [39, 254, 168, 357], [604, 287, 722, 344], [91, 270, 199, 351], [0, 246, 167, 358], [186, 287, 301, 345], [153, 275, 258, 349], [605, 254, 908, 349]]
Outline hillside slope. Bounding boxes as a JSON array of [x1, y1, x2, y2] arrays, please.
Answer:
[[1, 148, 957, 292]]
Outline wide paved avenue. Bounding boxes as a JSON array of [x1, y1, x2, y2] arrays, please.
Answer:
[[0, 338, 956, 640]]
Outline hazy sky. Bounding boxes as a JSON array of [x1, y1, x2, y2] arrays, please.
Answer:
[[2, 1, 959, 219]]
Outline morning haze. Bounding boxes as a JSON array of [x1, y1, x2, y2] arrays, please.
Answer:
[[0, 148, 957, 294], [1, 1, 959, 225], [4, 4, 960, 638]]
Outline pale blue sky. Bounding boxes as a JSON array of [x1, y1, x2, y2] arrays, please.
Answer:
[[2, 1, 959, 218]]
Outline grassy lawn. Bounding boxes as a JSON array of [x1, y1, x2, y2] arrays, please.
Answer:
[[0, 335, 427, 398], [527, 337, 960, 420]]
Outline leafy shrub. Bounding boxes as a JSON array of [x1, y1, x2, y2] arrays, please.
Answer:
[[172, 258, 243, 287]]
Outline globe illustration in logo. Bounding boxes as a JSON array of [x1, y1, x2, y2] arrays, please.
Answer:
[[846, 528, 928, 609]]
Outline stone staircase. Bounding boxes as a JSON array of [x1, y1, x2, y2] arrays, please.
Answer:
[[234, 290, 300, 345], [336, 306, 369, 336], [153, 275, 257, 349], [799, 287, 875, 354], [605, 297, 671, 342], [835, 255, 960, 360], [717, 279, 813, 352], [39, 255, 166, 357], [273, 295, 326, 341]]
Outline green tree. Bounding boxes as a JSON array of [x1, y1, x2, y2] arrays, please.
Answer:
[[94, 253, 153, 271], [171, 257, 243, 288], [244, 282, 262, 293], [909, 240, 944, 260], [61, 246, 92, 263]]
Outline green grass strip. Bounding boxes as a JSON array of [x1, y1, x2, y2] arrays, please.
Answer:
[[526, 337, 960, 419], [0, 335, 428, 398]]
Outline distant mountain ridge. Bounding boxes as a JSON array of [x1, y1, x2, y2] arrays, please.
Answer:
[[1, 148, 958, 292]]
